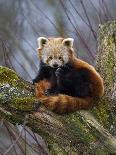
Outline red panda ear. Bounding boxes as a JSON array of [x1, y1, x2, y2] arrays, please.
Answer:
[[62, 38, 74, 48], [37, 37, 48, 49]]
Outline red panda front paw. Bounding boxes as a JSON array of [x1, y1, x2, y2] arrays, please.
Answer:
[[55, 68, 63, 77], [55, 66, 72, 79]]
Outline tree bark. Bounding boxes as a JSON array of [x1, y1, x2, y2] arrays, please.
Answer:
[[0, 21, 116, 154]]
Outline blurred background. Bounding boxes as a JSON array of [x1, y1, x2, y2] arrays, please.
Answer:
[[0, 0, 116, 82]]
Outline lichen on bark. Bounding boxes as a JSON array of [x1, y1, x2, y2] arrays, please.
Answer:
[[92, 21, 116, 134], [0, 66, 40, 112]]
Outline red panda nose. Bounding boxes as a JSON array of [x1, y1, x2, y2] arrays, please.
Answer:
[[53, 63, 58, 68]]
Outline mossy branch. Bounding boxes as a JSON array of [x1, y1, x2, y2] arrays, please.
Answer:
[[0, 21, 116, 154]]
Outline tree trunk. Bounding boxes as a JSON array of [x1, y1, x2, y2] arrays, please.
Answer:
[[0, 21, 116, 154]]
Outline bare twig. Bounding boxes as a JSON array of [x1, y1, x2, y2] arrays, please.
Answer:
[[4, 116, 28, 155], [0, 39, 14, 70], [89, 0, 102, 23], [80, 0, 97, 40], [29, 0, 61, 34], [20, 9, 40, 36]]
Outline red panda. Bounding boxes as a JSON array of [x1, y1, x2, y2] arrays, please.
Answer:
[[33, 37, 104, 114]]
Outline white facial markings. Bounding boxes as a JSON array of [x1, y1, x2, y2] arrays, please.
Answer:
[[41, 43, 70, 67], [42, 48, 50, 63], [63, 52, 69, 63], [49, 59, 63, 68], [41, 55, 47, 63]]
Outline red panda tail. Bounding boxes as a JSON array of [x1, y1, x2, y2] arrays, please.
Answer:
[[35, 80, 93, 113], [39, 95, 93, 113]]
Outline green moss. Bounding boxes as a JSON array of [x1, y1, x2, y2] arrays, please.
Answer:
[[92, 97, 110, 127], [0, 66, 31, 90], [65, 113, 96, 145], [94, 21, 116, 130], [48, 143, 68, 155], [0, 66, 19, 86], [0, 66, 39, 112], [0, 109, 24, 124], [102, 37, 114, 89], [10, 97, 40, 111], [28, 119, 69, 155]]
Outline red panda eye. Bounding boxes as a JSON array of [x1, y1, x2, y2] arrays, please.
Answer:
[[49, 56, 52, 60], [59, 56, 62, 60]]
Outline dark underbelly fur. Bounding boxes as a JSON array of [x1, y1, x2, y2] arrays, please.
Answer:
[[33, 61, 58, 93], [33, 62, 92, 98], [56, 63, 92, 97]]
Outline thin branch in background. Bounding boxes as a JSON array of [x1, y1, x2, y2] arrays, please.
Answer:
[[0, 39, 14, 70], [32, 132, 47, 155], [22, 37, 36, 53], [10, 51, 32, 80], [15, 4, 38, 57], [80, 0, 97, 40], [1, 39, 8, 67], [101, 0, 109, 21], [4, 122, 18, 155], [4, 52, 14, 70], [69, 0, 92, 29], [60, 0, 95, 60], [99, 0, 102, 23], [9, 126, 26, 154], [63, 4, 89, 53], [5, 27, 38, 72], [9, 124, 43, 154], [29, 0, 79, 38], [99, 0, 108, 23], [0, 38, 32, 80], [21, 9, 40, 36], [102, 0, 113, 20], [29, 0, 62, 34], [23, 127, 48, 155], [87, 29, 92, 44], [3, 116, 28, 155], [4, 122, 25, 155], [89, 0, 102, 24], [17, 0, 40, 37]]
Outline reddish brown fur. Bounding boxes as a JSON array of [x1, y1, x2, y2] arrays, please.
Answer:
[[35, 79, 51, 98], [71, 57, 104, 97], [35, 57, 104, 113], [35, 38, 104, 114]]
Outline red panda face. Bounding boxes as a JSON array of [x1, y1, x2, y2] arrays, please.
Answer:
[[41, 45, 70, 68], [37, 37, 74, 68]]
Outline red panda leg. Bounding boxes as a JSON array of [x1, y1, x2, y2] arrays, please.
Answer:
[[35, 79, 51, 98]]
